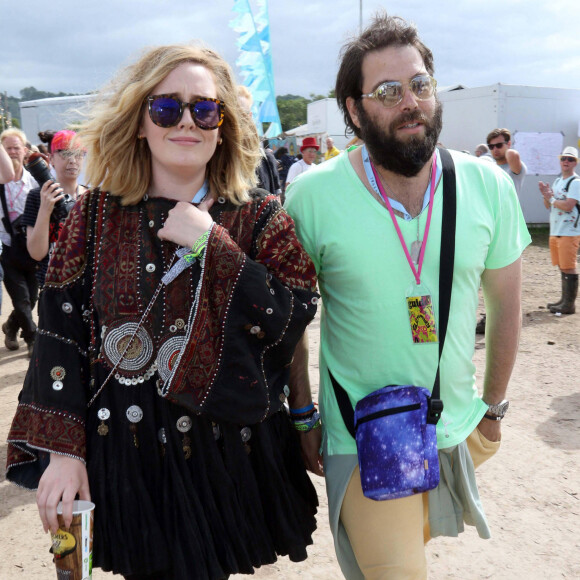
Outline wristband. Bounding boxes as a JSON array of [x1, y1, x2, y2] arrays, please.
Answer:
[[291, 411, 321, 432], [549, 197, 556, 205], [183, 229, 211, 264], [290, 403, 315, 416]]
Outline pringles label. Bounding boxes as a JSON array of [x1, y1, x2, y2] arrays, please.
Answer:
[[51, 528, 77, 559]]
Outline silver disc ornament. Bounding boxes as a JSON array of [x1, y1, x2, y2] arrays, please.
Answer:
[[102, 321, 155, 375]]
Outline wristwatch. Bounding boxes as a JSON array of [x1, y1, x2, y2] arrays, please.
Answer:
[[484, 399, 509, 421]]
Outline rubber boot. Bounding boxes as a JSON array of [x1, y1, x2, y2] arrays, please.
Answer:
[[547, 271, 566, 309], [550, 274, 578, 315]]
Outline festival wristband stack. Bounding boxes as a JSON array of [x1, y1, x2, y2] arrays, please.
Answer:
[[289, 403, 321, 432], [184, 229, 211, 263]]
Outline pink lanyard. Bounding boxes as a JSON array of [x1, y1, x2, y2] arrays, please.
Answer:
[[370, 152, 437, 286], [7, 181, 25, 212]]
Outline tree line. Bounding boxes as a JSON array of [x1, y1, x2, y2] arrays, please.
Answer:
[[2, 87, 336, 133]]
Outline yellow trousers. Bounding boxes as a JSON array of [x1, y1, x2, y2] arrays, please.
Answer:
[[340, 428, 500, 580]]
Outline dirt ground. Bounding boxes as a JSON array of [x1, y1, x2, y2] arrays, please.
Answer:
[[1, 231, 579, 580]]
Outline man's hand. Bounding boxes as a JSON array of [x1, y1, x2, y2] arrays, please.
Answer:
[[477, 417, 502, 442], [538, 181, 553, 202]]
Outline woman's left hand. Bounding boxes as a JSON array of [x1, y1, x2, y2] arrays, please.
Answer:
[[299, 428, 324, 477], [158, 197, 214, 248]]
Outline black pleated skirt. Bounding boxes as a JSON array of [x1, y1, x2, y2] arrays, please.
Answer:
[[86, 377, 318, 579]]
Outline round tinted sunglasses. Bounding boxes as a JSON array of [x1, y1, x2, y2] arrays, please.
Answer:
[[360, 74, 437, 108], [146, 94, 225, 130]]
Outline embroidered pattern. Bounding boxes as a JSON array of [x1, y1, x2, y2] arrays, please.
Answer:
[[44, 194, 90, 288], [7, 403, 86, 467]]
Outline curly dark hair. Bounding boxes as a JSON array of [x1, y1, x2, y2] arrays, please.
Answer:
[[335, 12, 434, 138]]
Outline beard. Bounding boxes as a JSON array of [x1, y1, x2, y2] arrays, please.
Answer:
[[357, 99, 443, 177], [11, 156, 22, 173]]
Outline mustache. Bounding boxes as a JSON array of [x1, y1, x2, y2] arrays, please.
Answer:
[[389, 110, 430, 131]]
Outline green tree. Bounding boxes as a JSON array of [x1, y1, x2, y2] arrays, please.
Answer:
[[276, 95, 309, 132], [275, 89, 337, 132], [20, 86, 76, 101]]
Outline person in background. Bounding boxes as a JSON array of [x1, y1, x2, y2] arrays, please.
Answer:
[[538, 146, 580, 314], [0, 128, 39, 356], [6, 43, 319, 580], [0, 139, 15, 316], [23, 130, 88, 287], [237, 85, 281, 196], [476, 127, 527, 333], [324, 137, 341, 161], [286, 137, 319, 187], [474, 143, 489, 157]]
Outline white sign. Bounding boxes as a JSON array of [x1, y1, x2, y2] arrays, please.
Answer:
[[512, 132, 564, 175]]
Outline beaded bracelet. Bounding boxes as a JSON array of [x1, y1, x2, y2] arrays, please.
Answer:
[[291, 411, 321, 433]]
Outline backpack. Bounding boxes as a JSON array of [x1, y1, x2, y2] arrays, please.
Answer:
[[562, 176, 580, 228]]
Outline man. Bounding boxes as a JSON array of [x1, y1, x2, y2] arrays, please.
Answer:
[[286, 137, 319, 187], [0, 139, 16, 317], [286, 13, 530, 579], [474, 143, 489, 157], [538, 146, 580, 314], [487, 128, 527, 194], [0, 129, 39, 356], [476, 128, 528, 333], [324, 136, 341, 161]]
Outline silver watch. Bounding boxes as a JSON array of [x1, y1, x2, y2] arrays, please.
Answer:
[[486, 399, 509, 418]]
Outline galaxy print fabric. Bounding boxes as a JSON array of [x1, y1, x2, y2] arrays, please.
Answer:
[[354, 385, 439, 501]]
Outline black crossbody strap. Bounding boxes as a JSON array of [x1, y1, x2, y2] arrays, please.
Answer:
[[0, 184, 15, 237], [330, 148, 456, 438]]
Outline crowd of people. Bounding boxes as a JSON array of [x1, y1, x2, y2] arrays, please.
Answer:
[[1, 10, 579, 580]]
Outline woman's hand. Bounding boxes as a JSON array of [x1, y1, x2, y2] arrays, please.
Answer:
[[158, 197, 214, 248], [299, 428, 324, 477], [39, 180, 64, 214], [36, 454, 90, 534]]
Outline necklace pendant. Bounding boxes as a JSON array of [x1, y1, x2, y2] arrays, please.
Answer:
[[410, 240, 422, 264]]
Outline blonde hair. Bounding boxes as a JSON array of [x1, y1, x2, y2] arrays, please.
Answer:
[[0, 128, 27, 146], [80, 44, 260, 205], [237, 85, 253, 106]]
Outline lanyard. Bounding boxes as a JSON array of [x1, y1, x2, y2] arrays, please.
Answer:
[[191, 180, 209, 204], [7, 181, 25, 212], [369, 152, 437, 286]]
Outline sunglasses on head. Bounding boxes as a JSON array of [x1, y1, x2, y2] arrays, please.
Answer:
[[146, 94, 225, 130], [560, 156, 576, 163], [488, 142, 508, 150], [360, 74, 437, 108]]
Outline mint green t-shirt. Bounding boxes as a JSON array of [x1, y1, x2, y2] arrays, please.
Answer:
[[285, 149, 531, 455]]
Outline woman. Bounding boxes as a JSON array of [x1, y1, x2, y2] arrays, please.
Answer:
[[23, 129, 88, 287], [6, 44, 321, 580]]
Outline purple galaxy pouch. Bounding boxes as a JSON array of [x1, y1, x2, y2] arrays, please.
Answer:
[[354, 385, 440, 501]]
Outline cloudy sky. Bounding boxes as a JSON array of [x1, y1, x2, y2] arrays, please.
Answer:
[[2, 0, 580, 99]]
